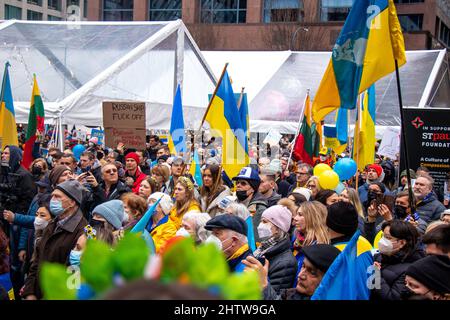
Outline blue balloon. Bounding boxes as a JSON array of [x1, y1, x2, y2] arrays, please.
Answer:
[[334, 158, 357, 181], [72, 144, 86, 161]]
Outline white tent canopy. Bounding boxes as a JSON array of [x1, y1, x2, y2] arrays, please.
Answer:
[[0, 20, 216, 129], [203, 50, 449, 136]]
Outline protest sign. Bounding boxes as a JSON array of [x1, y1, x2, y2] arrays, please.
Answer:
[[401, 108, 450, 196], [263, 129, 282, 147], [91, 129, 104, 145], [378, 127, 400, 159], [103, 101, 146, 149]]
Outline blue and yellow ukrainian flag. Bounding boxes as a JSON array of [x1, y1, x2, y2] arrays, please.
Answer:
[[353, 84, 376, 171], [323, 125, 347, 155], [204, 70, 249, 178], [312, 0, 406, 124], [238, 91, 249, 154], [189, 149, 203, 187], [0, 62, 19, 148], [311, 230, 373, 300], [168, 84, 187, 155]]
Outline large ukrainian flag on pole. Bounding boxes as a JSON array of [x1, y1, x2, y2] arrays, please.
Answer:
[[312, 0, 406, 124], [0, 62, 18, 149], [168, 84, 187, 155], [203, 68, 249, 178]]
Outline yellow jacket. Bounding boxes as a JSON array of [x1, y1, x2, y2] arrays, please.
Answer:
[[150, 215, 178, 254], [168, 201, 201, 230]]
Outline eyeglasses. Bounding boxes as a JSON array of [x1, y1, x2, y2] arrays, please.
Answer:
[[60, 162, 72, 166], [105, 169, 117, 174], [236, 180, 249, 186]]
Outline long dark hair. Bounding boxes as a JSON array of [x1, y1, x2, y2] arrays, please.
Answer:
[[200, 164, 224, 207], [381, 220, 421, 261]]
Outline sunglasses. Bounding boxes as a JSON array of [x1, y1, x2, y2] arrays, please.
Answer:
[[236, 180, 249, 186], [105, 169, 118, 174]]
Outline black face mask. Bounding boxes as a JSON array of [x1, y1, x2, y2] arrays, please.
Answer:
[[89, 219, 105, 229], [236, 190, 249, 201], [32, 166, 42, 175], [394, 205, 408, 219]]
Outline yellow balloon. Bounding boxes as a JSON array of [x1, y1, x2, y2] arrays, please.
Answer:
[[313, 163, 332, 177], [318, 170, 340, 190]]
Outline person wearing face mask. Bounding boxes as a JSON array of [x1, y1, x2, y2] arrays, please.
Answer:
[[364, 190, 427, 245], [371, 220, 425, 300], [177, 211, 211, 245], [145, 193, 176, 253], [22, 180, 87, 300], [404, 254, 450, 300], [204, 214, 252, 272], [89, 200, 125, 246], [29, 158, 48, 182], [244, 205, 297, 293], [232, 167, 268, 242], [121, 192, 147, 230]]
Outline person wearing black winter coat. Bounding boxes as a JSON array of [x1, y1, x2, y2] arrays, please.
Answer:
[[371, 220, 425, 300]]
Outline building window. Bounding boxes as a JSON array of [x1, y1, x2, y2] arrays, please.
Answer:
[[149, 0, 182, 21], [5, 5, 22, 20], [263, 0, 304, 23], [398, 14, 423, 31], [48, 0, 61, 11], [84, 0, 88, 18], [103, 0, 134, 21], [48, 15, 62, 21], [439, 20, 449, 47], [200, 0, 247, 24], [320, 0, 352, 22], [27, 0, 43, 6], [68, 0, 80, 6], [27, 10, 43, 20], [393, 0, 424, 4]]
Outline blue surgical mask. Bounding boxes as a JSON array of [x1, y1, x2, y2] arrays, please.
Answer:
[[69, 250, 82, 266], [50, 199, 65, 216]]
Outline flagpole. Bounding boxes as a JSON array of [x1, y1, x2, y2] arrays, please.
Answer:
[[395, 59, 416, 213], [354, 94, 362, 190], [197, 63, 229, 132], [237, 87, 245, 109], [287, 89, 309, 170]]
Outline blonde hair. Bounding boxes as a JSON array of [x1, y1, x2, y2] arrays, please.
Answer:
[[345, 188, 365, 218], [175, 179, 199, 217], [297, 201, 330, 245], [306, 176, 322, 195]]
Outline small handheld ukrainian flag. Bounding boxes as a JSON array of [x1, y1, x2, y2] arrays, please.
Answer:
[[189, 149, 203, 187], [168, 84, 187, 155]]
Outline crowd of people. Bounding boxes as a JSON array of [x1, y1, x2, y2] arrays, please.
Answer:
[[0, 132, 449, 300]]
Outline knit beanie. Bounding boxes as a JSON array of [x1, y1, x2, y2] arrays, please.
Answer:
[[367, 164, 383, 177], [400, 169, 417, 179], [291, 187, 312, 201], [49, 165, 72, 187], [92, 200, 125, 230], [55, 180, 83, 205], [148, 192, 173, 215], [406, 255, 450, 295], [125, 152, 140, 164], [261, 205, 292, 233], [326, 201, 358, 237]]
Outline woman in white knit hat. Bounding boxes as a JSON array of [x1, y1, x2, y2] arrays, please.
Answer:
[[147, 192, 177, 253]]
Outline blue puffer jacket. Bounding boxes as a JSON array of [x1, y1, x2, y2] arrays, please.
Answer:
[[416, 192, 447, 224], [14, 195, 41, 251]]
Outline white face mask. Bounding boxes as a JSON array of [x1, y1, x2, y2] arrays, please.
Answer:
[[34, 217, 49, 231], [175, 228, 191, 238], [122, 213, 130, 223], [378, 236, 394, 255], [257, 223, 273, 240], [205, 235, 223, 250]]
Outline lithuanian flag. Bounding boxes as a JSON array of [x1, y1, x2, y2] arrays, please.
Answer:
[[23, 75, 45, 169], [293, 93, 314, 165]]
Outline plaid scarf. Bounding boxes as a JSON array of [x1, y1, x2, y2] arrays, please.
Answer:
[[253, 235, 287, 258]]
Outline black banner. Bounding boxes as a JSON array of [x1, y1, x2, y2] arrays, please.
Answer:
[[400, 108, 450, 196]]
